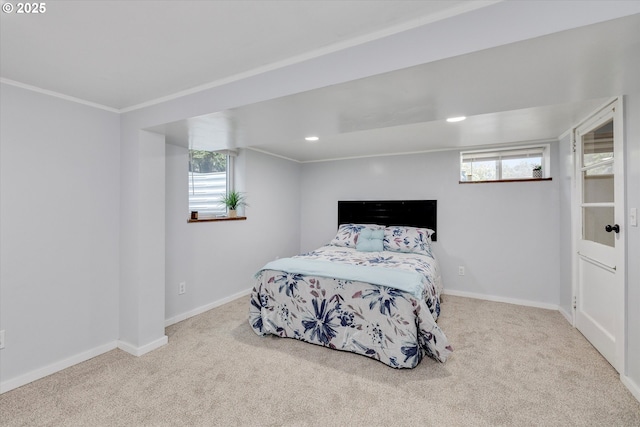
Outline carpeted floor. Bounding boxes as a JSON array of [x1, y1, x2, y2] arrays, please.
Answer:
[[1, 295, 639, 426]]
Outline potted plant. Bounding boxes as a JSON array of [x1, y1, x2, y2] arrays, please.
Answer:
[[532, 165, 542, 178], [220, 191, 248, 217]]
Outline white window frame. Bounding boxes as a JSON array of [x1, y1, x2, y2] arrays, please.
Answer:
[[460, 143, 550, 182], [188, 149, 237, 218]]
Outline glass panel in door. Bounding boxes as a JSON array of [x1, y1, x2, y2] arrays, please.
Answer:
[[582, 119, 613, 167], [581, 118, 615, 248], [583, 171, 614, 203], [583, 206, 615, 247]]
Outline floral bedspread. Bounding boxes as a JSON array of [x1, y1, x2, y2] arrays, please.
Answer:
[[249, 246, 452, 368]]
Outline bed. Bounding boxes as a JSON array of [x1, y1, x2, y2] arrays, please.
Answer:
[[249, 200, 452, 368]]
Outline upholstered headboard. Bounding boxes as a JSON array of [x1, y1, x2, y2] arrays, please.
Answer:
[[337, 200, 437, 241]]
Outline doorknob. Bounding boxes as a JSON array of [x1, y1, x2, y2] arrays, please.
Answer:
[[605, 224, 620, 233]]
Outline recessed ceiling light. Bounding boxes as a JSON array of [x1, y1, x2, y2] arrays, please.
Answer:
[[305, 136, 319, 141], [446, 116, 466, 123]]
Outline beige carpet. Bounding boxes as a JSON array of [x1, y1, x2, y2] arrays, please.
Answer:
[[1, 295, 639, 426]]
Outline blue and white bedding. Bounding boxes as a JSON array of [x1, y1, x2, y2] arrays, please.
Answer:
[[249, 245, 452, 368]]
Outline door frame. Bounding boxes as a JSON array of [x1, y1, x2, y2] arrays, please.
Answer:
[[570, 96, 626, 373]]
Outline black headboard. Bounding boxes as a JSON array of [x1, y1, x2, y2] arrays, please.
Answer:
[[338, 200, 437, 241]]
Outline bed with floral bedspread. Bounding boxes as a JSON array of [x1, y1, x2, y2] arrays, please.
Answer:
[[249, 224, 452, 368]]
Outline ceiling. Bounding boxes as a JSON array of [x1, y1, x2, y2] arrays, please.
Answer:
[[0, 0, 482, 110], [155, 12, 640, 161], [2, 2, 640, 162]]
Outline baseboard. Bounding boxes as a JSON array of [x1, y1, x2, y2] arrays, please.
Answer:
[[621, 375, 640, 403], [443, 289, 573, 324], [1, 289, 252, 394], [558, 306, 574, 325], [118, 335, 168, 357], [0, 341, 118, 394], [443, 289, 559, 311], [165, 287, 253, 327]]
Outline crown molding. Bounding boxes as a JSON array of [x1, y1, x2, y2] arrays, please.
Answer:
[[0, 78, 119, 113], [245, 147, 301, 163]]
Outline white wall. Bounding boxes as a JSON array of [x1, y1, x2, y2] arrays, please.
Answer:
[[0, 84, 120, 388], [131, 130, 167, 352], [623, 92, 640, 395], [242, 149, 302, 265], [558, 133, 574, 316], [118, 125, 168, 353], [300, 147, 561, 307], [165, 147, 300, 323]]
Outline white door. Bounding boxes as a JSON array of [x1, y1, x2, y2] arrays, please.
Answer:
[[574, 99, 625, 372]]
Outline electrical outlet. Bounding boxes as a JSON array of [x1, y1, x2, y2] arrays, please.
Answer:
[[0, 330, 5, 350], [179, 282, 186, 295], [458, 266, 465, 276]]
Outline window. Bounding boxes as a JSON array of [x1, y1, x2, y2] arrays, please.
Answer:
[[188, 149, 235, 217], [460, 144, 549, 182]]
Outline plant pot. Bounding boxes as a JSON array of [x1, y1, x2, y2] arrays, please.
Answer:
[[533, 169, 542, 178], [228, 209, 237, 218]]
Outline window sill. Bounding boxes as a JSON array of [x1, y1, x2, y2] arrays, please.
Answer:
[[459, 178, 553, 184], [187, 216, 247, 223]]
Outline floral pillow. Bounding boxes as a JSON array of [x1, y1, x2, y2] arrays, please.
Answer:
[[330, 223, 384, 248], [383, 226, 434, 256]]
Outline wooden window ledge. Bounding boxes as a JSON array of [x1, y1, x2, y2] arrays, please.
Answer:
[[188, 216, 247, 223], [459, 178, 552, 184]]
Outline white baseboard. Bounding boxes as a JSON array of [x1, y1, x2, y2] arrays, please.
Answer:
[[443, 289, 560, 311], [0, 289, 252, 395], [621, 375, 640, 403], [558, 306, 574, 325], [0, 341, 117, 394], [165, 287, 253, 327], [118, 335, 168, 357]]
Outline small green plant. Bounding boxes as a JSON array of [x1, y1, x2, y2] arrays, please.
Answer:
[[219, 191, 248, 211], [533, 165, 542, 171]]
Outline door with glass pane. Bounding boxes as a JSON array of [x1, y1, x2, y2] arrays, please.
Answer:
[[574, 100, 624, 372]]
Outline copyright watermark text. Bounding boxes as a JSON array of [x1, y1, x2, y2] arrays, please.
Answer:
[[2, 3, 47, 14]]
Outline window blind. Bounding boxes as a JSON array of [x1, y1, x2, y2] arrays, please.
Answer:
[[461, 146, 545, 162]]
